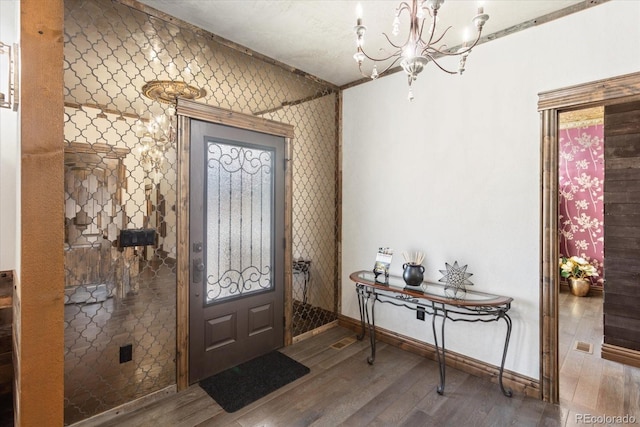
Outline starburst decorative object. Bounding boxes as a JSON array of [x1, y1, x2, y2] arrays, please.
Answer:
[[438, 261, 473, 299], [353, 0, 489, 101]]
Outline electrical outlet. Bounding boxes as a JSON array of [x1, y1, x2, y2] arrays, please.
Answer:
[[120, 344, 133, 363], [416, 306, 425, 321]]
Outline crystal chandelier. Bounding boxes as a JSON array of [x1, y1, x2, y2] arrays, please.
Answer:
[[353, 0, 489, 100]]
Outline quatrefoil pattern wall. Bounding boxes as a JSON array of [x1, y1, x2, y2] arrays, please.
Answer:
[[63, 0, 339, 423]]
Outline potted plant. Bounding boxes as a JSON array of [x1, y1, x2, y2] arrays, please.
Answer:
[[559, 256, 598, 296]]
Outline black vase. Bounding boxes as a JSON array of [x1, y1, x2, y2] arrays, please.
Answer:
[[402, 263, 425, 286]]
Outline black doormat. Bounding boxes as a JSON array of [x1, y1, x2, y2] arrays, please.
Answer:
[[199, 351, 310, 413]]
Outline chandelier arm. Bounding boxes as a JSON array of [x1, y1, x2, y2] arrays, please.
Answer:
[[426, 28, 483, 57], [417, 18, 429, 46], [356, 67, 371, 79], [456, 30, 484, 55], [359, 46, 402, 63], [424, 25, 452, 50], [382, 31, 408, 50], [422, 8, 439, 48], [423, 44, 454, 56], [428, 56, 459, 75], [376, 57, 404, 75], [393, 1, 415, 46], [397, 2, 412, 14], [357, 56, 403, 79]]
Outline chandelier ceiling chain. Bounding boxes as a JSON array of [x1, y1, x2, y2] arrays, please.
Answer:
[[353, 0, 489, 100]]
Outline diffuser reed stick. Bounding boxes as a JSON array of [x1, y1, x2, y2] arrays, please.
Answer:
[[403, 251, 424, 265]]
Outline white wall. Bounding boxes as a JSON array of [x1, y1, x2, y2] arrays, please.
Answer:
[[342, 0, 640, 380], [0, 0, 20, 274]]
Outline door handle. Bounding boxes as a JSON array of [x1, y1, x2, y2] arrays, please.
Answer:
[[193, 258, 205, 284]]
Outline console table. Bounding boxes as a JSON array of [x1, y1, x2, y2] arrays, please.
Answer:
[[350, 270, 514, 397]]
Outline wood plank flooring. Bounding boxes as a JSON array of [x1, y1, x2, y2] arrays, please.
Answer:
[[76, 290, 640, 426], [558, 288, 640, 426], [78, 327, 558, 426]]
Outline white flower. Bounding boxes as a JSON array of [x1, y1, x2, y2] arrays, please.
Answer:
[[574, 240, 589, 251], [559, 256, 598, 279], [575, 200, 589, 210], [561, 263, 574, 274], [570, 256, 587, 265], [576, 160, 589, 170]]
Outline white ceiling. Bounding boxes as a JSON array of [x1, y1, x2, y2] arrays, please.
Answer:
[[138, 0, 585, 87]]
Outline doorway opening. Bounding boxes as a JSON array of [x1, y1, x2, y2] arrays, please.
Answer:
[[538, 71, 640, 403], [558, 107, 605, 290], [557, 107, 605, 407]]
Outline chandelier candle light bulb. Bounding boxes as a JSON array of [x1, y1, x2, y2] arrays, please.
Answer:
[[462, 27, 471, 46]]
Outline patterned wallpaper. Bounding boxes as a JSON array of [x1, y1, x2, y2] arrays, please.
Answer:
[[558, 115, 604, 286]]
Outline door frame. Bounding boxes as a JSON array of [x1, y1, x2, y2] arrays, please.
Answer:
[[537, 71, 640, 403], [175, 99, 294, 389]]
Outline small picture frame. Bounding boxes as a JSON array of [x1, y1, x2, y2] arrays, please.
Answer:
[[373, 247, 393, 282]]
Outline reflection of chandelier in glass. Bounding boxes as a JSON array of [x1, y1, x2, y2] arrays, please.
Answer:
[[135, 108, 176, 144], [134, 111, 174, 182], [138, 80, 205, 179], [353, 0, 489, 100]]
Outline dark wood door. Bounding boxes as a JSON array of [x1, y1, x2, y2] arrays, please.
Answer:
[[189, 119, 285, 383], [603, 100, 640, 352]]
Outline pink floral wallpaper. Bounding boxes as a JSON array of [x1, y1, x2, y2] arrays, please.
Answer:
[[559, 122, 604, 286]]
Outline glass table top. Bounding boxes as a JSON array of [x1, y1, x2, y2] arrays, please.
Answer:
[[350, 270, 512, 307]]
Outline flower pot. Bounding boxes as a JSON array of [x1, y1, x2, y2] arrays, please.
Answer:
[[402, 263, 424, 286], [568, 277, 590, 297]]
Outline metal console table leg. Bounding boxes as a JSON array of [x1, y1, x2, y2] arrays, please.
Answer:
[[356, 285, 367, 341], [356, 285, 377, 364], [431, 304, 447, 395], [365, 292, 377, 364], [432, 305, 513, 397], [498, 310, 513, 397]]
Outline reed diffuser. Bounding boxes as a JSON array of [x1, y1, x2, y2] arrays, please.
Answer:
[[402, 251, 425, 286], [402, 251, 424, 266]]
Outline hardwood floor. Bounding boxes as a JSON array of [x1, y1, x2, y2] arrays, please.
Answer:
[[75, 291, 640, 426], [78, 327, 557, 426], [558, 288, 640, 426], [51, 291, 640, 427]]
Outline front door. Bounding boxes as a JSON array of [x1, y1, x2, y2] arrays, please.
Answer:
[[189, 119, 285, 383]]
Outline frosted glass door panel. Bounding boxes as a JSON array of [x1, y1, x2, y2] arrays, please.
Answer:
[[205, 141, 274, 304]]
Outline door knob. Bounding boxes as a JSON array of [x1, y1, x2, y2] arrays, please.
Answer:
[[193, 258, 205, 283]]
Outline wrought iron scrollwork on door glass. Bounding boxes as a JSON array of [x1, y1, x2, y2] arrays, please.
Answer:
[[205, 141, 274, 304]]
